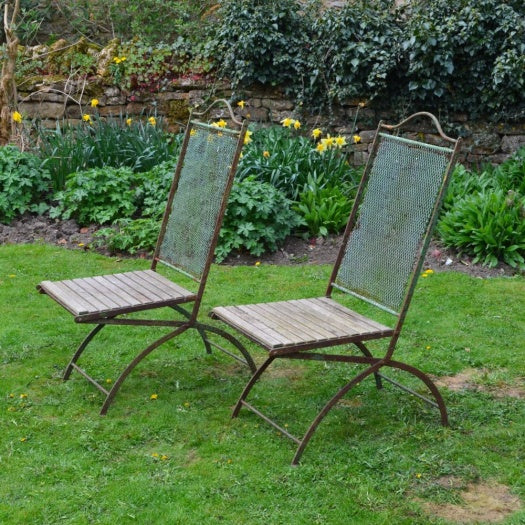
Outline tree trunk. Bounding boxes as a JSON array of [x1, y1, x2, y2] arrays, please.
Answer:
[[0, 0, 21, 146]]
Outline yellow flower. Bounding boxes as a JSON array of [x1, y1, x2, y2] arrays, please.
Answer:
[[106, 378, 112, 384], [425, 346, 431, 350], [90, 98, 99, 108], [151, 452, 159, 458], [237, 100, 245, 109], [82, 114, 92, 124], [20, 437, 27, 442], [126, 118, 132, 126], [12, 111, 22, 124], [217, 119, 227, 128], [183, 402, 190, 408], [416, 473, 422, 479], [293, 120, 301, 130], [244, 130, 253, 145], [255, 261, 261, 267], [77, 243, 85, 247], [281, 117, 294, 128], [316, 142, 327, 154], [353, 134, 361, 144], [263, 150, 270, 158], [113, 57, 121, 64], [9, 393, 14, 398], [161, 455, 169, 461], [20, 394, 28, 399], [120, 56, 126, 62], [150, 393, 158, 400], [311, 128, 322, 139], [148, 116, 156, 126], [335, 136, 347, 148], [190, 129, 197, 136], [321, 135, 335, 148]]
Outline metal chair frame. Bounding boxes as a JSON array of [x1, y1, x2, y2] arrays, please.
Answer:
[[211, 112, 462, 464], [38, 100, 256, 415]]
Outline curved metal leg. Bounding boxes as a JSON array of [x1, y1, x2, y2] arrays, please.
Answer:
[[171, 305, 213, 355], [63, 324, 105, 380], [195, 322, 257, 373], [100, 324, 190, 415], [384, 359, 449, 426], [232, 356, 276, 417], [292, 363, 382, 465], [354, 341, 383, 390]]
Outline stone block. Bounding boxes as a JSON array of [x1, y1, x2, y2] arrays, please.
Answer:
[[19, 101, 65, 119], [262, 98, 294, 111], [501, 135, 525, 154]]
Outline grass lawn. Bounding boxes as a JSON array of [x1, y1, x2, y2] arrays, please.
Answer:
[[1, 244, 524, 524]]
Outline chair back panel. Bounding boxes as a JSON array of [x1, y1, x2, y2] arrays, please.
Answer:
[[335, 132, 455, 314], [157, 121, 242, 281]]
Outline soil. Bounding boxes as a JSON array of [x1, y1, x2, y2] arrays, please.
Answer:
[[1, 213, 520, 279]]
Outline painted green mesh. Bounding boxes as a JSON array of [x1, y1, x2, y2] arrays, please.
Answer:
[[335, 133, 453, 313], [158, 122, 240, 280]]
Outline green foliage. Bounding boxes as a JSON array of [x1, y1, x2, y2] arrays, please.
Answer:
[[295, 176, 352, 237], [237, 125, 359, 201], [401, 0, 525, 117], [37, 116, 181, 191], [94, 217, 161, 254], [216, 177, 303, 262], [50, 167, 139, 225], [0, 146, 51, 224], [438, 149, 525, 269]]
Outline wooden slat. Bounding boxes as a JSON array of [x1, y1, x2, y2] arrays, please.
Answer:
[[38, 280, 94, 316], [142, 270, 195, 299], [61, 278, 117, 311]]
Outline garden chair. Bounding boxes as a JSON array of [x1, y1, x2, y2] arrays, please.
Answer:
[[37, 99, 256, 415], [210, 112, 462, 464]]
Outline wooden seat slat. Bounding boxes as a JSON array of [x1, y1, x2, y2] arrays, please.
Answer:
[[62, 278, 119, 311], [111, 272, 170, 302]]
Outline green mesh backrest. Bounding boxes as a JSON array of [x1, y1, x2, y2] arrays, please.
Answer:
[[335, 133, 454, 314], [157, 122, 241, 280]]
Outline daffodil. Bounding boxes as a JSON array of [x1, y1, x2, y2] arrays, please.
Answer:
[[316, 142, 327, 154], [293, 120, 301, 130], [321, 135, 335, 148], [263, 150, 270, 158], [126, 118, 132, 126], [237, 100, 245, 109], [244, 130, 253, 145], [281, 117, 294, 128], [82, 114, 92, 124], [150, 393, 158, 400], [353, 134, 361, 144], [190, 128, 197, 136], [12, 111, 22, 124], [335, 136, 347, 148], [311, 128, 322, 139], [148, 116, 156, 126], [90, 98, 99, 108]]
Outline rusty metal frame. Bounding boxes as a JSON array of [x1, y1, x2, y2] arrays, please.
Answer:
[[215, 112, 462, 464], [39, 99, 256, 415]]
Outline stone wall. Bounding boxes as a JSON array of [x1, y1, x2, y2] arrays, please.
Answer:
[[17, 76, 525, 167]]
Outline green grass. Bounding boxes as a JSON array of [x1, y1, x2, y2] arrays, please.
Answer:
[[1, 244, 524, 524]]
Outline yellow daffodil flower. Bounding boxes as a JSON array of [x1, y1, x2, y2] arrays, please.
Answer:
[[82, 114, 92, 124], [335, 136, 347, 148], [244, 130, 253, 145], [148, 116, 156, 126], [353, 134, 361, 144], [293, 120, 301, 130], [263, 151, 270, 158], [237, 100, 245, 109], [126, 118, 132, 126], [316, 142, 327, 154], [311, 128, 322, 139], [12, 111, 22, 123], [217, 119, 227, 128], [281, 117, 294, 128], [90, 98, 99, 108]]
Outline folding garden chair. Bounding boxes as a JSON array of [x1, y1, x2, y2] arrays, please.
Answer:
[[210, 112, 462, 464], [38, 99, 256, 415]]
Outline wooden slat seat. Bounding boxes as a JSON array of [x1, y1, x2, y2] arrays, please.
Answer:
[[38, 270, 196, 321], [212, 297, 394, 352]]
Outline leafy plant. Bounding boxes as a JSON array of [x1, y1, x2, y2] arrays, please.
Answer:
[[50, 167, 140, 225], [94, 217, 161, 254], [237, 125, 359, 201], [295, 176, 352, 237], [215, 177, 303, 262], [438, 189, 525, 269], [0, 146, 51, 224], [37, 115, 181, 191]]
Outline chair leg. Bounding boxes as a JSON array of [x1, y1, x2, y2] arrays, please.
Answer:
[[171, 306, 213, 355], [100, 325, 190, 415], [354, 341, 383, 390], [383, 359, 449, 426], [195, 322, 257, 373], [292, 362, 383, 465], [63, 324, 105, 380], [232, 355, 276, 418]]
